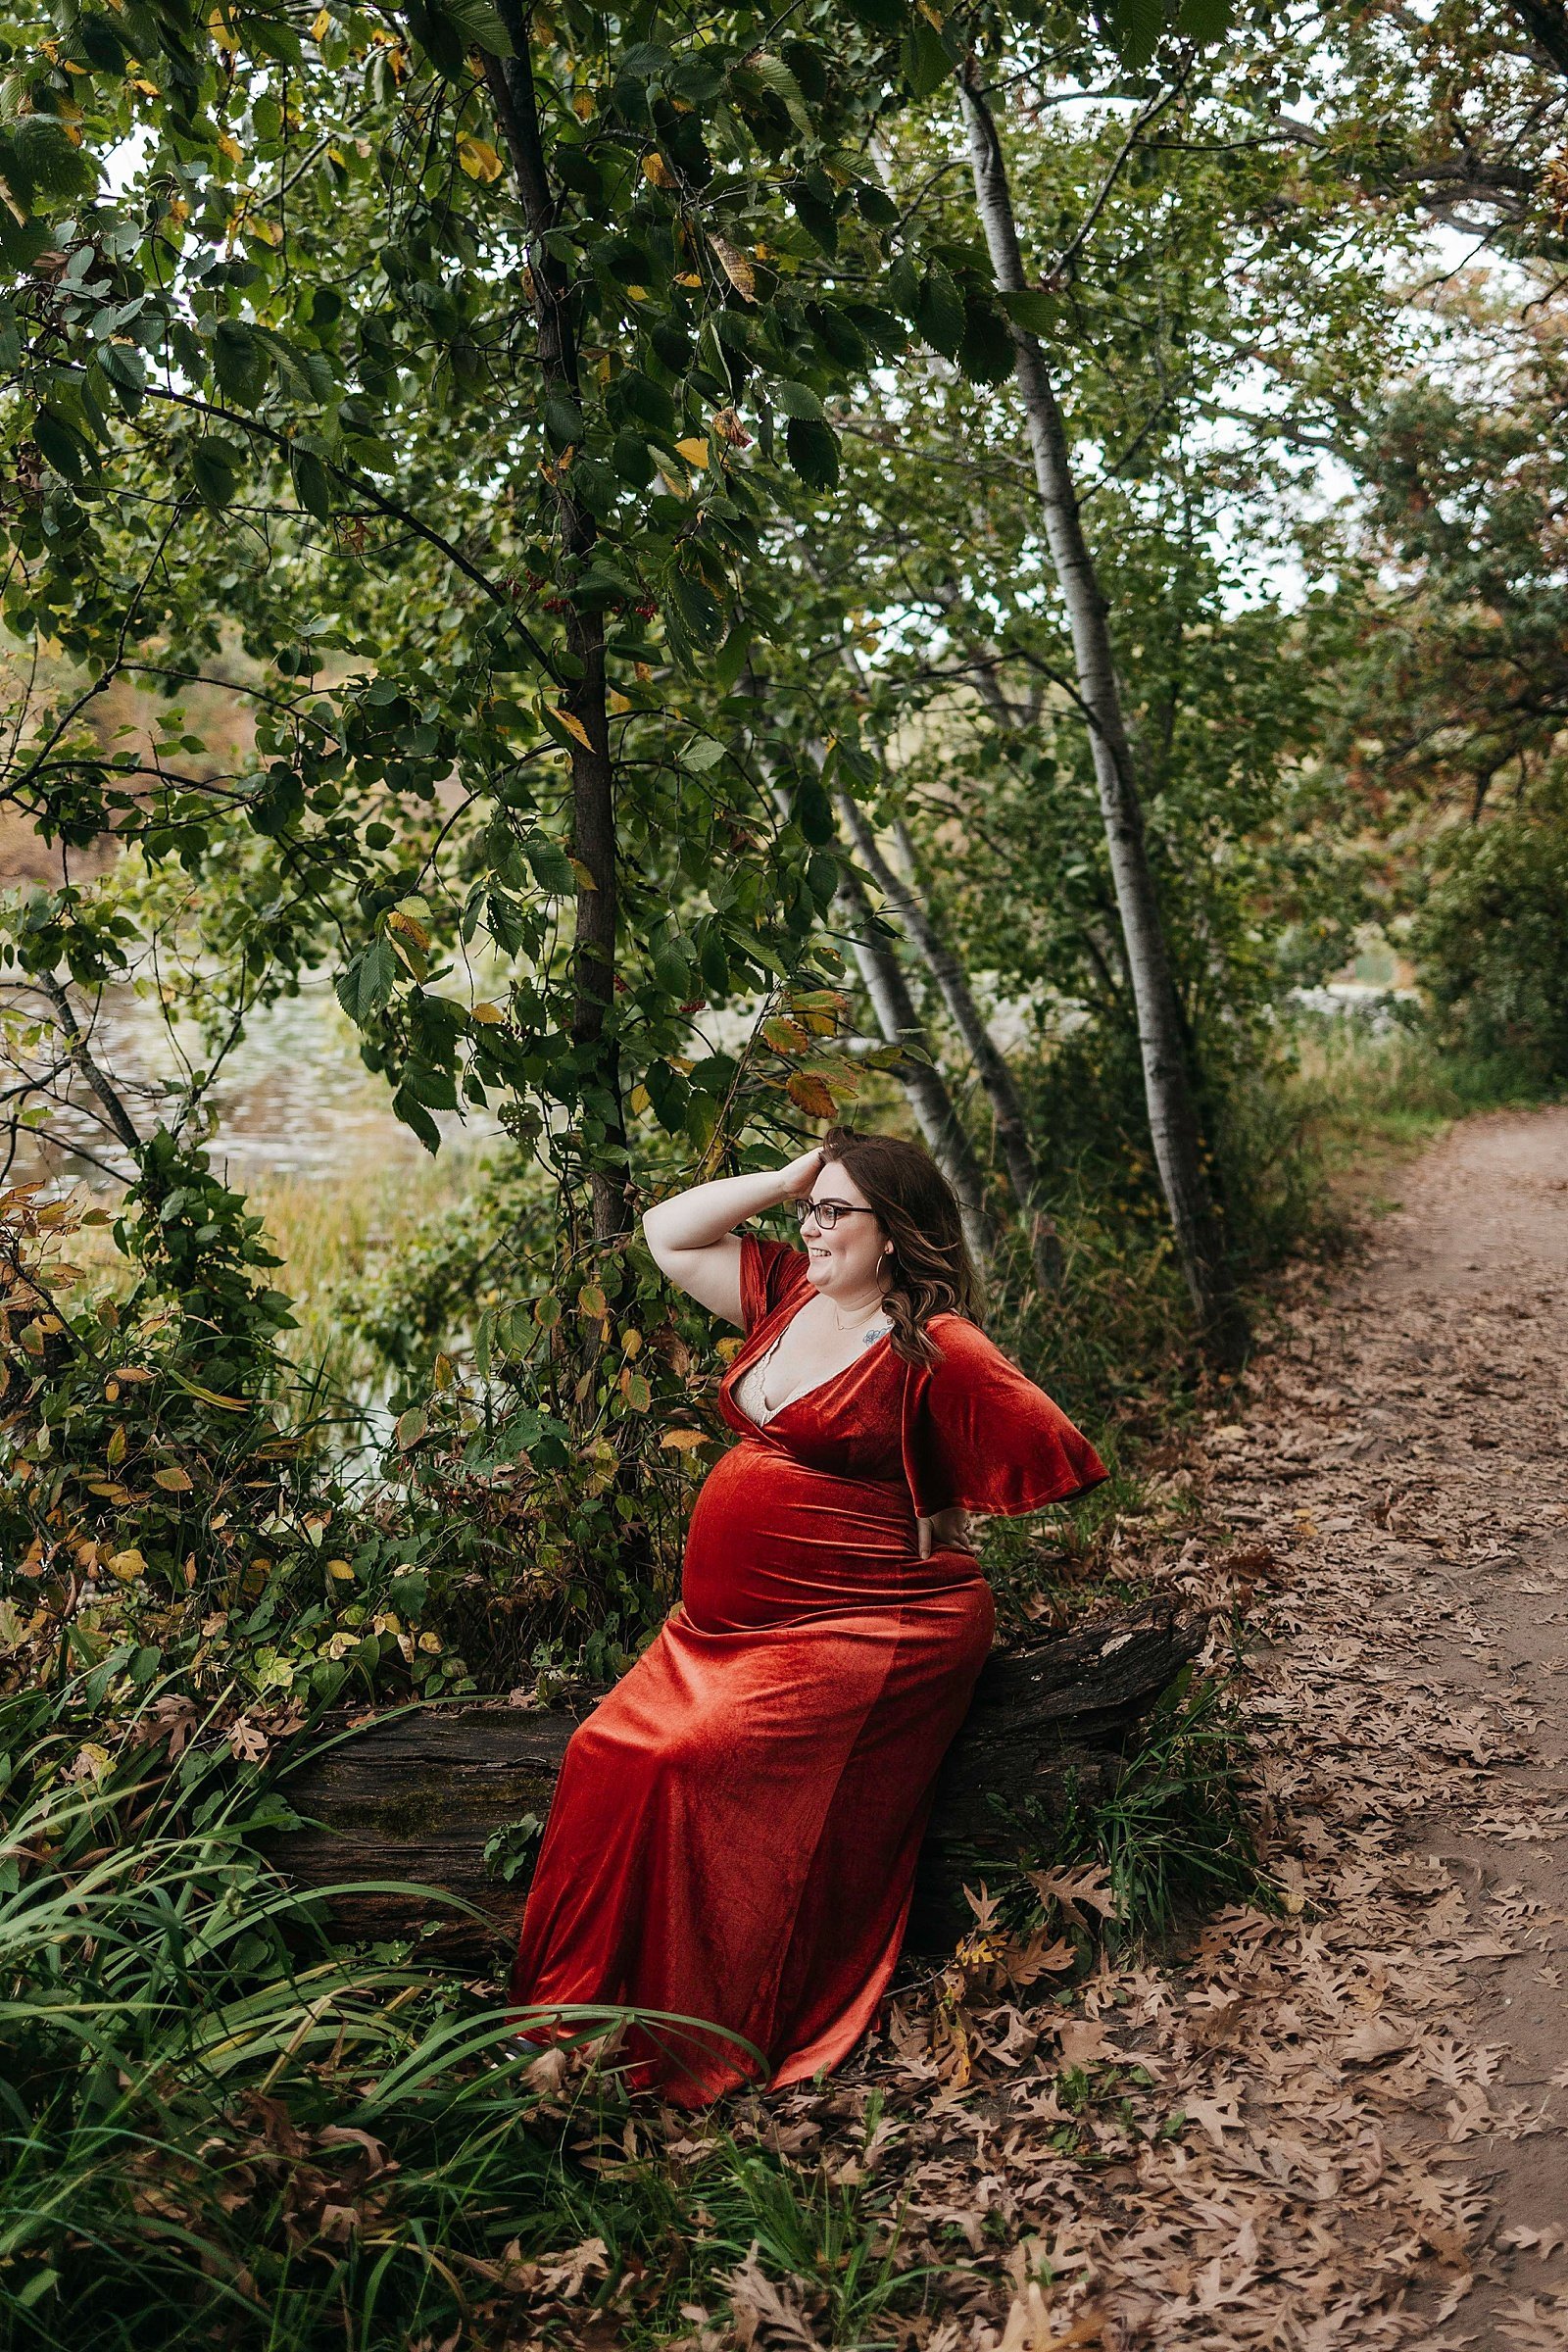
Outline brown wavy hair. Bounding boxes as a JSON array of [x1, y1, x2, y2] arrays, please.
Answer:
[[819, 1126, 980, 1368]]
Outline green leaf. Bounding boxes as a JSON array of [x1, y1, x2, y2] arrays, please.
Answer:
[[291, 447, 334, 518], [900, 13, 953, 98], [1113, 0, 1166, 67], [612, 428, 658, 485], [653, 942, 691, 996], [669, 569, 724, 648], [684, 1091, 719, 1150], [34, 410, 91, 483], [737, 49, 814, 137], [999, 287, 1058, 337], [774, 379, 825, 420], [807, 848, 842, 905], [99, 341, 146, 399], [544, 390, 580, 448], [336, 936, 399, 1025], [190, 441, 239, 509], [0, 210, 54, 271], [393, 1086, 442, 1152], [845, 0, 905, 26], [793, 773, 836, 845], [957, 295, 1015, 386], [439, 0, 514, 53], [213, 318, 270, 408], [524, 831, 577, 895], [615, 369, 676, 433], [1176, 0, 1232, 38], [913, 261, 964, 359], [5, 117, 98, 209], [784, 416, 840, 491]]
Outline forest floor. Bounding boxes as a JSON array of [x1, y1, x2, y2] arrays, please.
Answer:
[[597, 1106, 1568, 2352]]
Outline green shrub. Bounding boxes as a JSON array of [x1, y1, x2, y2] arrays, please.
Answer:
[[1412, 781, 1568, 1077]]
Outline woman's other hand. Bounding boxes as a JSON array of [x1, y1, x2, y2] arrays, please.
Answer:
[[779, 1144, 826, 1200], [917, 1506, 976, 1558]]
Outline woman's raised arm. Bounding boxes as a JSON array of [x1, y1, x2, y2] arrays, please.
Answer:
[[642, 1147, 824, 1325]]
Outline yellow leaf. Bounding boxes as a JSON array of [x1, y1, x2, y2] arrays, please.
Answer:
[[326, 1557, 355, 1580], [641, 151, 675, 187], [154, 1465, 194, 1492], [659, 1427, 710, 1450], [569, 857, 598, 891], [457, 133, 504, 183], [675, 435, 710, 469], [628, 1083, 651, 1115], [312, 4, 332, 33], [130, 75, 160, 95], [106, 1423, 127, 1467], [675, 270, 702, 287], [387, 906, 431, 950], [218, 132, 243, 163], [707, 233, 757, 301], [107, 1546, 146, 1582], [554, 707, 593, 750], [625, 283, 648, 302], [608, 688, 632, 713], [470, 1001, 506, 1025], [572, 88, 595, 120]]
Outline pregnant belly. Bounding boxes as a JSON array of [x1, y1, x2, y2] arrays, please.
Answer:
[[682, 1439, 979, 1633]]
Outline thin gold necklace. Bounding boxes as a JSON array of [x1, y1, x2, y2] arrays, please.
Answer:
[[829, 1291, 889, 1331]]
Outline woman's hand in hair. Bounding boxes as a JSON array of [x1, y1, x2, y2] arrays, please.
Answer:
[[917, 1507, 976, 1559], [778, 1144, 826, 1200]]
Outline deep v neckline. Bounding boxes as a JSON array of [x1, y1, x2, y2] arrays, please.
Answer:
[[731, 1295, 893, 1431]]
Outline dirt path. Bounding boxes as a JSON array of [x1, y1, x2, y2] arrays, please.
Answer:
[[713, 1107, 1568, 2351], [1211, 1106, 1568, 2347]]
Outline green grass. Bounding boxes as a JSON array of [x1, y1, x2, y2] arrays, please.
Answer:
[[0, 1677, 950, 2352], [1281, 1018, 1560, 1208], [65, 1151, 482, 1406]]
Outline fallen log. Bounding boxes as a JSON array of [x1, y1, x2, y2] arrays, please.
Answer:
[[270, 1602, 1201, 1962]]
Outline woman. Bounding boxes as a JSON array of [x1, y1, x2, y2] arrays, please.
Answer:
[[509, 1127, 1106, 2105]]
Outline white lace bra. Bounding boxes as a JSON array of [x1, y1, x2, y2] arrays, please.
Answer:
[[732, 1321, 893, 1428]]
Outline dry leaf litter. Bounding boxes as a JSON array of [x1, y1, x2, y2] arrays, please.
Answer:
[[515, 1110, 1568, 2351]]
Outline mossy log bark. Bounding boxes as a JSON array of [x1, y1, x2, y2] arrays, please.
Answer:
[[270, 1603, 1200, 1963]]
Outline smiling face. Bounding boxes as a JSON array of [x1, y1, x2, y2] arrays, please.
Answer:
[[799, 1164, 892, 1305]]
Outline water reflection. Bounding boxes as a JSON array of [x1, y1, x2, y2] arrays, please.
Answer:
[[11, 972, 497, 1195]]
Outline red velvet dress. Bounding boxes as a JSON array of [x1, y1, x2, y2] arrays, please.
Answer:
[[509, 1233, 1107, 2105]]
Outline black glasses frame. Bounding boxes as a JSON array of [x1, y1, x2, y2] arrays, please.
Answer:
[[792, 1198, 876, 1232]]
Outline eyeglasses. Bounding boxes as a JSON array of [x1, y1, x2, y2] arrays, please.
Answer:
[[793, 1198, 877, 1233]]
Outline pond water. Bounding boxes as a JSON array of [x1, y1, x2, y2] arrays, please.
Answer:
[[12, 972, 497, 1197]]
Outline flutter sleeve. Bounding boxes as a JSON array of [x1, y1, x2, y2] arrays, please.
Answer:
[[738, 1230, 813, 1334], [902, 1317, 1108, 1519]]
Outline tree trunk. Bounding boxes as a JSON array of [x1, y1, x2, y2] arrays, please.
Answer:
[[836, 792, 1066, 1293], [270, 1602, 1201, 1960], [835, 855, 999, 1268], [485, 11, 627, 1247], [805, 564, 1060, 1287], [957, 61, 1248, 1367]]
